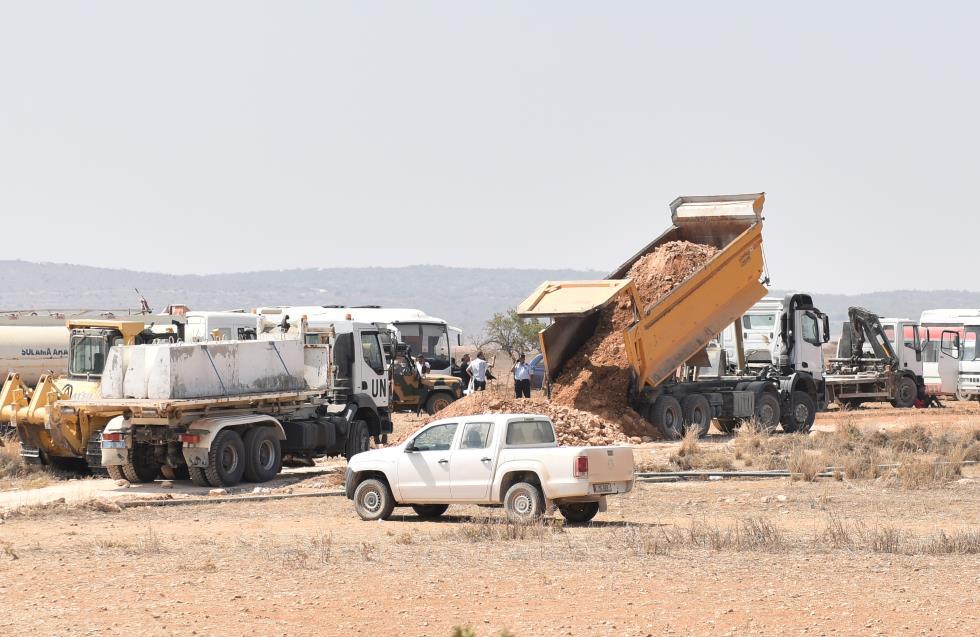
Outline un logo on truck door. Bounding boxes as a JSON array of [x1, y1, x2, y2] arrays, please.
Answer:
[[371, 379, 388, 398]]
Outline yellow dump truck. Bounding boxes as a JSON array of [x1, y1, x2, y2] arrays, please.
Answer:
[[519, 193, 830, 439], [0, 317, 185, 470]]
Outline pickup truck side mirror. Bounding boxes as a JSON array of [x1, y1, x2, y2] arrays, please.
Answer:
[[404, 443, 417, 453]]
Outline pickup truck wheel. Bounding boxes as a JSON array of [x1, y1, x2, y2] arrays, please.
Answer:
[[243, 427, 282, 483], [344, 420, 371, 461], [354, 478, 395, 521], [188, 466, 211, 487], [121, 443, 161, 483], [504, 482, 545, 523], [106, 465, 126, 481], [781, 391, 817, 433], [754, 392, 781, 433], [649, 396, 683, 440], [558, 501, 600, 524], [891, 376, 918, 409], [681, 394, 712, 438], [411, 504, 449, 519], [204, 430, 246, 487], [425, 392, 454, 415]]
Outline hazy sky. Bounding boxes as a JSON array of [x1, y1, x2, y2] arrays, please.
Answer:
[[1, 2, 977, 294]]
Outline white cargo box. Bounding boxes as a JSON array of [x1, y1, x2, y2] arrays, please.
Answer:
[[101, 340, 327, 400]]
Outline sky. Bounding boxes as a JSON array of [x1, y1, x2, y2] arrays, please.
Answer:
[[1, 1, 977, 294]]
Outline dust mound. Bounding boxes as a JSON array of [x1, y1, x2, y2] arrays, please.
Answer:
[[415, 392, 638, 447], [548, 241, 719, 437]]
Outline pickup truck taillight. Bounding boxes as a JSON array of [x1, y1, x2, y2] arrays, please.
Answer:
[[101, 433, 123, 442], [573, 455, 589, 478]]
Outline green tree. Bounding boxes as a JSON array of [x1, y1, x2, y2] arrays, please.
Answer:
[[482, 309, 544, 360]]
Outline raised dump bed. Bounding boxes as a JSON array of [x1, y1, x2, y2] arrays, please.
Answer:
[[520, 193, 768, 390]]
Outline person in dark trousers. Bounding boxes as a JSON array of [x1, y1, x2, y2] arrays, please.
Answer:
[[513, 354, 532, 398], [467, 352, 490, 391], [457, 354, 472, 389]]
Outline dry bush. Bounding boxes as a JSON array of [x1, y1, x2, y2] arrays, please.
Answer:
[[667, 450, 735, 472], [818, 516, 980, 555], [893, 450, 964, 489], [787, 448, 825, 481], [676, 427, 700, 458], [733, 419, 770, 452], [0, 435, 52, 488], [452, 516, 564, 543]]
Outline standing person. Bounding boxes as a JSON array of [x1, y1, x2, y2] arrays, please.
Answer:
[[458, 354, 472, 390], [416, 355, 430, 376], [467, 352, 490, 391], [512, 354, 532, 399]]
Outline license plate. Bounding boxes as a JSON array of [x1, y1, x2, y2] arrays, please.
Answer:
[[101, 441, 126, 449], [592, 482, 615, 494]]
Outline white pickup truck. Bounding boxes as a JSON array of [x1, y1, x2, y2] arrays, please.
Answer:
[[345, 413, 635, 523]]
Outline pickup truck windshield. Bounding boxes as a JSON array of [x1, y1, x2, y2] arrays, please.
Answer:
[[505, 420, 555, 445]]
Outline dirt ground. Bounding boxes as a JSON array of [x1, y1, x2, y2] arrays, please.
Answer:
[[1, 404, 978, 636]]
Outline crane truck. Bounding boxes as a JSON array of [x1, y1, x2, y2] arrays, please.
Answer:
[[824, 307, 929, 408], [89, 318, 392, 486], [518, 193, 829, 439]]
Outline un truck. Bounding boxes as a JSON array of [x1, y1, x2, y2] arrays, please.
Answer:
[[73, 319, 393, 486], [519, 193, 829, 439]]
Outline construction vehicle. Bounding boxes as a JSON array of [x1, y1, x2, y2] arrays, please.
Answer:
[[93, 318, 390, 486], [0, 316, 185, 469], [824, 308, 928, 408], [518, 193, 828, 439], [258, 306, 461, 375], [382, 332, 463, 415]]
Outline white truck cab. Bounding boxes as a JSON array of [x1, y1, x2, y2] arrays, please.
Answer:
[[346, 414, 634, 524]]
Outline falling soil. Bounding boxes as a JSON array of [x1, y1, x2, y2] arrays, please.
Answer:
[[547, 240, 719, 439]]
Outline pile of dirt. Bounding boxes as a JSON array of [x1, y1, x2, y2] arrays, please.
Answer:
[[416, 393, 640, 446], [548, 241, 719, 437]]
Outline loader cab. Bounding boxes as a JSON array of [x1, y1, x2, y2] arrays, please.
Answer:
[[65, 319, 185, 379], [776, 294, 829, 379]]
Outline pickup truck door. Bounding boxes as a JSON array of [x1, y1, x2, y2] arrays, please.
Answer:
[[449, 421, 497, 501], [396, 422, 457, 501]]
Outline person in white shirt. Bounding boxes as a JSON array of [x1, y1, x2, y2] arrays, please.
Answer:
[[416, 355, 430, 376], [513, 354, 532, 398], [467, 352, 490, 391]]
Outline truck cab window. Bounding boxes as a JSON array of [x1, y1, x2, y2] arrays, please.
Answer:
[[506, 420, 555, 446], [801, 314, 820, 346], [411, 423, 458, 451], [459, 422, 492, 449], [69, 335, 109, 376], [360, 333, 385, 374]]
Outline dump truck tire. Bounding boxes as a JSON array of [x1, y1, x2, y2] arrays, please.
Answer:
[[188, 466, 210, 487], [425, 392, 454, 415], [411, 504, 449, 519], [344, 420, 371, 461], [559, 501, 600, 524], [121, 443, 161, 483], [243, 427, 282, 483], [204, 430, 246, 487], [649, 396, 683, 440], [891, 376, 918, 409], [106, 465, 126, 481], [504, 482, 545, 523], [781, 391, 817, 433], [681, 394, 712, 438], [754, 392, 781, 433], [354, 478, 395, 521]]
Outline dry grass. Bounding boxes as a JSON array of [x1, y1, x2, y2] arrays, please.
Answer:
[[787, 447, 825, 481], [817, 514, 980, 555], [0, 435, 54, 490], [451, 516, 565, 542]]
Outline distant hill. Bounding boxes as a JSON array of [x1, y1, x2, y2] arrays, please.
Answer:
[[2, 260, 978, 339], [0, 260, 602, 339]]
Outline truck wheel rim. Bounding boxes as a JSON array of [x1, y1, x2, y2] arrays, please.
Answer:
[[432, 397, 450, 411], [794, 403, 809, 424], [759, 404, 776, 425], [362, 489, 380, 512], [513, 493, 532, 515], [258, 440, 276, 470], [222, 446, 239, 473]]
